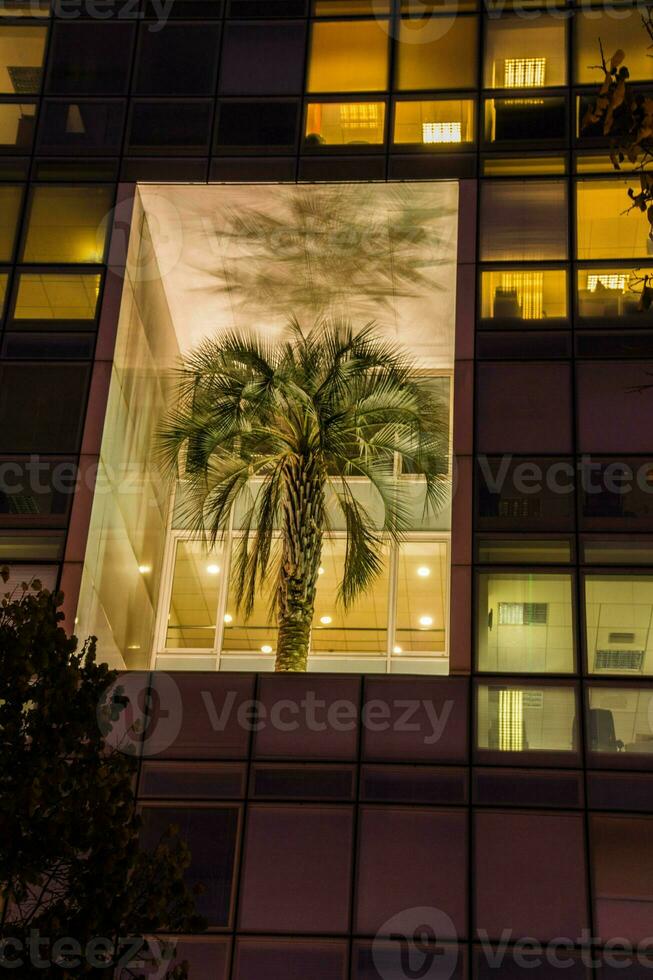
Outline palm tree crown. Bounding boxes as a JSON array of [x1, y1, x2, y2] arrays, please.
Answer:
[[159, 317, 450, 672]]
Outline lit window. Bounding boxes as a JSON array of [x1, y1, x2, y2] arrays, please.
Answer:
[[166, 540, 224, 650], [0, 185, 22, 262], [0, 102, 36, 149], [504, 57, 546, 88], [477, 572, 575, 673], [587, 686, 653, 754], [12, 272, 102, 322], [307, 20, 389, 93], [585, 576, 653, 676], [577, 180, 651, 260], [587, 274, 627, 293], [577, 267, 653, 318], [0, 272, 7, 317], [575, 11, 653, 84], [396, 17, 478, 90], [21, 185, 113, 264], [394, 541, 448, 656], [476, 682, 578, 753], [0, 26, 47, 95], [305, 101, 385, 145], [393, 100, 474, 146]]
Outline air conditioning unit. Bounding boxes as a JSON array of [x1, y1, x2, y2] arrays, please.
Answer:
[[594, 649, 645, 672]]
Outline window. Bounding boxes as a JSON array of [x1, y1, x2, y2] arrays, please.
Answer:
[[476, 362, 572, 453], [483, 15, 566, 89], [581, 458, 653, 530], [476, 682, 579, 753], [0, 457, 75, 527], [12, 272, 101, 325], [0, 272, 7, 317], [234, 941, 347, 980], [221, 540, 278, 661], [304, 101, 386, 145], [47, 24, 136, 95], [0, 185, 22, 262], [0, 363, 90, 453], [307, 20, 389, 92], [480, 269, 567, 323], [21, 186, 113, 264], [0, 102, 36, 150], [134, 24, 221, 95], [314, 0, 390, 11], [220, 22, 306, 95], [587, 686, 653, 756], [165, 539, 225, 650], [126, 101, 213, 154], [484, 96, 565, 143], [585, 576, 653, 676], [576, 180, 651, 260], [590, 815, 653, 943], [395, 540, 448, 656], [216, 100, 299, 149], [0, 26, 47, 95], [393, 99, 474, 146], [576, 361, 653, 453], [576, 267, 653, 320], [396, 16, 478, 90], [480, 180, 568, 261], [583, 539, 653, 565], [575, 11, 653, 84], [0, 0, 49, 15], [476, 572, 575, 672], [476, 457, 576, 532], [38, 101, 126, 155], [478, 538, 572, 564]]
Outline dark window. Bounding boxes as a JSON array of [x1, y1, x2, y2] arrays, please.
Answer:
[[476, 457, 576, 531], [476, 362, 573, 453], [47, 24, 136, 95], [134, 24, 221, 95], [0, 456, 76, 527], [127, 101, 213, 154], [591, 815, 653, 943], [0, 364, 89, 453], [233, 940, 347, 980], [484, 96, 566, 143], [219, 22, 306, 95], [216, 100, 299, 148], [577, 361, 653, 453], [38, 101, 126, 155]]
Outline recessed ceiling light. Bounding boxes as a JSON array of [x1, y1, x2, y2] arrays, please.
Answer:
[[419, 615, 433, 627], [320, 615, 332, 625], [127, 644, 141, 650], [261, 644, 273, 654], [318, 566, 325, 575], [206, 564, 221, 575], [223, 613, 233, 624], [138, 564, 151, 574], [393, 645, 403, 654], [417, 566, 431, 577]]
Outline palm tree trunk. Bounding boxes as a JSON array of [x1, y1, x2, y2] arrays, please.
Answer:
[[275, 455, 324, 672]]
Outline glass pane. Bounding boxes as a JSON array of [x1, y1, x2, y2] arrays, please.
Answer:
[[479, 180, 568, 261], [134, 23, 221, 95], [483, 155, 566, 175], [591, 815, 653, 943], [127, 101, 213, 153], [0, 0, 50, 15], [477, 572, 575, 672], [0, 272, 7, 317], [314, 0, 390, 12], [583, 539, 653, 565], [393, 99, 474, 146], [394, 540, 448, 656], [585, 575, 653, 676], [0, 102, 36, 150], [12, 272, 101, 322], [575, 11, 653, 84], [0, 26, 47, 95], [38, 101, 125, 154], [311, 538, 389, 654], [483, 16, 566, 88], [216, 100, 298, 148], [307, 20, 389, 93], [0, 363, 89, 453], [166, 539, 223, 649], [476, 682, 578, 753], [484, 96, 565, 142], [222, 538, 278, 657], [396, 16, 478, 90], [588, 687, 653, 756], [576, 180, 651, 260], [478, 539, 572, 564], [21, 185, 113, 263], [0, 185, 22, 262], [220, 23, 306, 96], [576, 267, 653, 319], [305, 101, 385, 146], [480, 269, 567, 322], [47, 24, 135, 96]]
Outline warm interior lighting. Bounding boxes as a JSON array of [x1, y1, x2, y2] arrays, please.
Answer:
[[587, 274, 627, 292], [318, 566, 325, 575], [499, 271, 544, 319], [503, 57, 546, 88], [419, 615, 434, 627], [223, 613, 233, 623], [138, 564, 150, 574], [422, 121, 462, 144], [261, 644, 273, 654], [393, 645, 403, 654], [320, 615, 333, 625], [206, 563, 221, 575], [498, 689, 524, 751], [417, 566, 431, 578], [339, 103, 379, 129]]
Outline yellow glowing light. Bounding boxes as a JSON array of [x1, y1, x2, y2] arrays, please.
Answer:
[[339, 103, 379, 129], [417, 566, 431, 578], [422, 121, 462, 144], [318, 566, 325, 575], [320, 615, 333, 625], [261, 644, 273, 654], [504, 57, 546, 88], [138, 564, 151, 574], [206, 564, 221, 575], [393, 645, 403, 654], [498, 689, 524, 751], [223, 614, 233, 624], [499, 271, 544, 319], [419, 615, 433, 627], [587, 274, 627, 292]]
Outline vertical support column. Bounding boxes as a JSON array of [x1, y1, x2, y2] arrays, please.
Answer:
[[449, 179, 477, 675]]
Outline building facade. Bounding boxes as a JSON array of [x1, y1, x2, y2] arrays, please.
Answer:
[[2, 0, 653, 975]]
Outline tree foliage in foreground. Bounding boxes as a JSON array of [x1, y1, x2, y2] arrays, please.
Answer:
[[0, 571, 205, 978]]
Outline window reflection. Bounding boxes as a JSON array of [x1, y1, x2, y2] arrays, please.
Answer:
[[477, 572, 575, 672], [476, 682, 578, 752], [585, 576, 653, 676]]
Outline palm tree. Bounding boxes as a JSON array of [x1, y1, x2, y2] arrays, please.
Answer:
[[159, 317, 449, 672]]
